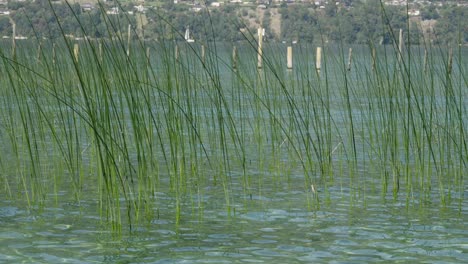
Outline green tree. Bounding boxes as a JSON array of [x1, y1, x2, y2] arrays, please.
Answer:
[[280, 5, 316, 42], [434, 5, 468, 44], [421, 5, 440, 20], [0, 16, 11, 36]]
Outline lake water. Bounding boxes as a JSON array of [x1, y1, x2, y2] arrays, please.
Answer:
[[1, 42, 468, 262], [1, 180, 467, 263]]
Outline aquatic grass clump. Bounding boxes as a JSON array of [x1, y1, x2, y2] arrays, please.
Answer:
[[0, 1, 467, 232]]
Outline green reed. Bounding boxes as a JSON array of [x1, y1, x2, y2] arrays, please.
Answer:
[[0, 1, 466, 232]]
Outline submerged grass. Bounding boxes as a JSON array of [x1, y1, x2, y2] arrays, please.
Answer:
[[0, 1, 467, 231]]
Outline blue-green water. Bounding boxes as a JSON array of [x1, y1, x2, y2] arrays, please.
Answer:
[[1, 184, 467, 263], [1, 41, 468, 262]]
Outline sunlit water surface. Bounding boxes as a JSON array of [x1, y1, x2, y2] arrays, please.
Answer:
[[1, 43, 468, 263], [1, 183, 467, 263]]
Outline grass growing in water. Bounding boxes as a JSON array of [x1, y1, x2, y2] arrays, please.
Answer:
[[0, 1, 466, 231]]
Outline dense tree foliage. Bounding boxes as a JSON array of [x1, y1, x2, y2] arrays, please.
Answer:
[[0, 0, 466, 45], [433, 4, 468, 44], [279, 5, 317, 43], [144, 4, 243, 41], [6, 0, 134, 39], [420, 5, 440, 20], [280, 1, 412, 45]]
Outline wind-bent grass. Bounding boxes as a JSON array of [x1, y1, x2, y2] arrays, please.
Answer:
[[0, 1, 467, 232]]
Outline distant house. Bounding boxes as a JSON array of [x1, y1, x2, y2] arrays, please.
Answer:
[[135, 5, 147, 13], [408, 9, 420, 16], [106, 7, 119, 15], [192, 6, 203, 12], [385, 0, 406, 6], [81, 3, 95, 12]]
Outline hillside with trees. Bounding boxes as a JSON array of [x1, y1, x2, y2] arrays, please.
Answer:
[[0, 0, 466, 45]]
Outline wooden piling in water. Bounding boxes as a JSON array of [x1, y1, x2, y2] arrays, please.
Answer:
[[448, 47, 453, 74], [423, 48, 427, 73], [398, 28, 403, 63], [145, 47, 151, 77], [175, 45, 179, 61], [52, 43, 56, 65], [146, 47, 150, 65], [287, 46, 293, 70], [371, 47, 376, 71], [201, 45, 205, 64], [316, 47, 322, 73], [232, 46, 237, 69], [127, 24, 131, 57], [74, 43, 79, 62], [11, 23, 15, 58], [257, 27, 263, 69], [37, 42, 42, 62], [98, 41, 103, 62], [347, 47, 352, 71]]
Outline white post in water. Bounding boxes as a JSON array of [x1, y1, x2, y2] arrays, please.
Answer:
[[201, 45, 205, 64], [398, 28, 403, 63], [347, 47, 352, 71], [12, 23, 16, 58], [232, 46, 237, 69], [74, 43, 79, 63], [127, 24, 131, 57], [371, 47, 376, 71], [448, 47, 453, 74], [146, 47, 151, 77], [99, 41, 103, 62], [423, 48, 427, 73], [37, 42, 42, 62], [287, 46, 293, 70], [316, 46, 322, 73], [175, 45, 179, 61], [52, 43, 56, 65], [146, 47, 150, 65], [257, 27, 263, 69]]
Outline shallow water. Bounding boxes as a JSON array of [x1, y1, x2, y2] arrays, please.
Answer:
[[1, 183, 467, 263], [1, 42, 467, 263]]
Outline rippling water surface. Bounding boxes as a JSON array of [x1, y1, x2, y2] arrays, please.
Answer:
[[1, 43, 468, 263], [1, 184, 467, 263]]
